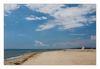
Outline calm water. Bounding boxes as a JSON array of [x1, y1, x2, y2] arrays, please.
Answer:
[[4, 49, 62, 59]]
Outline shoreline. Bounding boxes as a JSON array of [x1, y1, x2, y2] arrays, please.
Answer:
[[4, 49, 96, 65], [4, 52, 40, 65]]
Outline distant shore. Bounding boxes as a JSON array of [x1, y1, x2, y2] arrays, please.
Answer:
[[4, 49, 96, 65]]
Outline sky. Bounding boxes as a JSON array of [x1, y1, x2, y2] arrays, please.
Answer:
[[4, 4, 96, 49]]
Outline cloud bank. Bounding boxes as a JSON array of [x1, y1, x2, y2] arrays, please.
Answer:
[[26, 4, 96, 31], [34, 40, 48, 47], [4, 4, 96, 31], [4, 4, 20, 16]]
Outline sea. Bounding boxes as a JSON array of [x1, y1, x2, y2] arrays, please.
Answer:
[[4, 49, 62, 59]]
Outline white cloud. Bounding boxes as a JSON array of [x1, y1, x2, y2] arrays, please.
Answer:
[[25, 15, 48, 21], [26, 4, 64, 15], [4, 4, 96, 31], [52, 38, 96, 48], [41, 16, 48, 19], [36, 23, 56, 31], [91, 35, 96, 40], [4, 4, 20, 16], [26, 4, 96, 31], [34, 40, 48, 47]]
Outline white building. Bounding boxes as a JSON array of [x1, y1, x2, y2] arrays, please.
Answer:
[[82, 46, 85, 50]]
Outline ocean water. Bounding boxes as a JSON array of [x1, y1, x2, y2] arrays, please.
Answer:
[[4, 49, 62, 59]]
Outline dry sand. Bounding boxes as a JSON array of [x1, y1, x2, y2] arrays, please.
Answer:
[[5, 49, 96, 65], [22, 49, 96, 65]]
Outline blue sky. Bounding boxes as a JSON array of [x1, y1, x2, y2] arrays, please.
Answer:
[[4, 4, 96, 49]]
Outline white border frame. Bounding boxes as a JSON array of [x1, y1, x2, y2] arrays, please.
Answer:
[[0, 0, 100, 69]]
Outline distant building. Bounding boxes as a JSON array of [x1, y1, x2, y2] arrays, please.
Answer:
[[82, 46, 85, 50]]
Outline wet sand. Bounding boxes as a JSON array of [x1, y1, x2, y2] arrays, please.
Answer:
[[5, 49, 96, 65]]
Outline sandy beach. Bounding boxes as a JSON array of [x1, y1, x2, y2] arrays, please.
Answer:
[[4, 49, 96, 65]]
